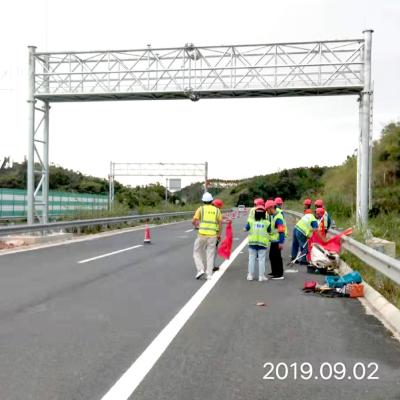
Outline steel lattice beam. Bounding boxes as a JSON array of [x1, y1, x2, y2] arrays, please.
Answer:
[[32, 39, 365, 102], [27, 32, 373, 229]]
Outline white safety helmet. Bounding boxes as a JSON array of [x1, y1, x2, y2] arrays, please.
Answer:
[[202, 192, 213, 202]]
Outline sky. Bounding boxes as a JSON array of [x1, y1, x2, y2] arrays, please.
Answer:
[[1, 0, 399, 188]]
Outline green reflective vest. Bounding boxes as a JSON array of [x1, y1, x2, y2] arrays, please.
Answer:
[[248, 219, 270, 248], [198, 205, 221, 236], [323, 211, 329, 228], [268, 211, 287, 241], [296, 213, 317, 238], [248, 207, 256, 221]]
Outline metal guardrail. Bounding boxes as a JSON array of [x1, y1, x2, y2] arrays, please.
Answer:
[[0, 211, 195, 236], [2, 207, 398, 285], [284, 210, 400, 285]]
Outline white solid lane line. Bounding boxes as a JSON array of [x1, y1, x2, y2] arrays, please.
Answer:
[[100, 237, 248, 400], [77, 245, 143, 264], [184, 228, 194, 233]]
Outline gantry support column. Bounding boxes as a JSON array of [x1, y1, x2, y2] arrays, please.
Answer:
[[42, 101, 50, 224], [357, 29, 373, 229], [27, 46, 37, 225], [27, 46, 50, 225]]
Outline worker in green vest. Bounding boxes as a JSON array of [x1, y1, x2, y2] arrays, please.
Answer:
[[192, 192, 222, 280], [265, 200, 286, 280], [248, 197, 264, 221], [291, 208, 325, 264], [244, 204, 270, 282]]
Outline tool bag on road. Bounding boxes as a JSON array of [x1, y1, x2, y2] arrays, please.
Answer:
[[303, 280, 318, 291], [325, 271, 362, 288], [345, 283, 364, 298]]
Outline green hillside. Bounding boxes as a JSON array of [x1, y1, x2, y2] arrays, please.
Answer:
[[207, 121, 400, 249], [213, 166, 327, 207], [2, 122, 399, 235]]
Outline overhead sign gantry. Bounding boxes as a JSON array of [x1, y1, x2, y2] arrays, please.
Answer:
[[108, 162, 208, 207], [27, 30, 373, 227]]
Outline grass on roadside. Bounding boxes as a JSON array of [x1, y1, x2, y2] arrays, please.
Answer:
[[284, 200, 400, 309], [342, 252, 400, 309]]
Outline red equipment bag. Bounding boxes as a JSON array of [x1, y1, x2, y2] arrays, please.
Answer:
[[346, 283, 364, 298], [303, 281, 318, 291]]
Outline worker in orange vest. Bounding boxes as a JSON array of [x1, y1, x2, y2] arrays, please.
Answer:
[[303, 198, 312, 213], [316, 207, 327, 238], [314, 199, 331, 235]]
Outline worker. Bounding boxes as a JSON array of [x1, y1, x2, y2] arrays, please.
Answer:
[[211, 198, 224, 272], [244, 204, 270, 282], [291, 208, 325, 264], [248, 197, 264, 221], [265, 200, 285, 280], [314, 199, 331, 234], [316, 207, 327, 238], [192, 192, 222, 280], [303, 198, 312, 213], [212, 198, 224, 211], [274, 197, 284, 213]]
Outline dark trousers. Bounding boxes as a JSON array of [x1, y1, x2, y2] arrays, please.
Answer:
[[269, 242, 283, 277], [291, 227, 308, 263]]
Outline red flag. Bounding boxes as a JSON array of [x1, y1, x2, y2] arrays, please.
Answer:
[[307, 228, 353, 260], [218, 221, 233, 260]]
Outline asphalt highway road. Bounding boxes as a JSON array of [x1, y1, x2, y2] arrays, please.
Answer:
[[0, 215, 399, 400]]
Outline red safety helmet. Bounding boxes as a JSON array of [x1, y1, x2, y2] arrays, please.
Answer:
[[303, 198, 312, 206], [274, 197, 283, 205], [254, 198, 264, 206], [265, 200, 276, 209], [255, 204, 266, 211], [315, 199, 324, 207], [316, 207, 325, 217], [213, 199, 224, 209]]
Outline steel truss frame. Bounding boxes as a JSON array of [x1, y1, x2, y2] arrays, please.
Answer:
[[27, 31, 373, 227], [108, 162, 208, 209]]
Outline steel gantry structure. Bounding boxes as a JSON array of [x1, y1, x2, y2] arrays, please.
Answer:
[[27, 30, 373, 227], [108, 162, 208, 208]]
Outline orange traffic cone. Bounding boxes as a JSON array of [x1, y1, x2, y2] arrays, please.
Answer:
[[144, 224, 151, 244]]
